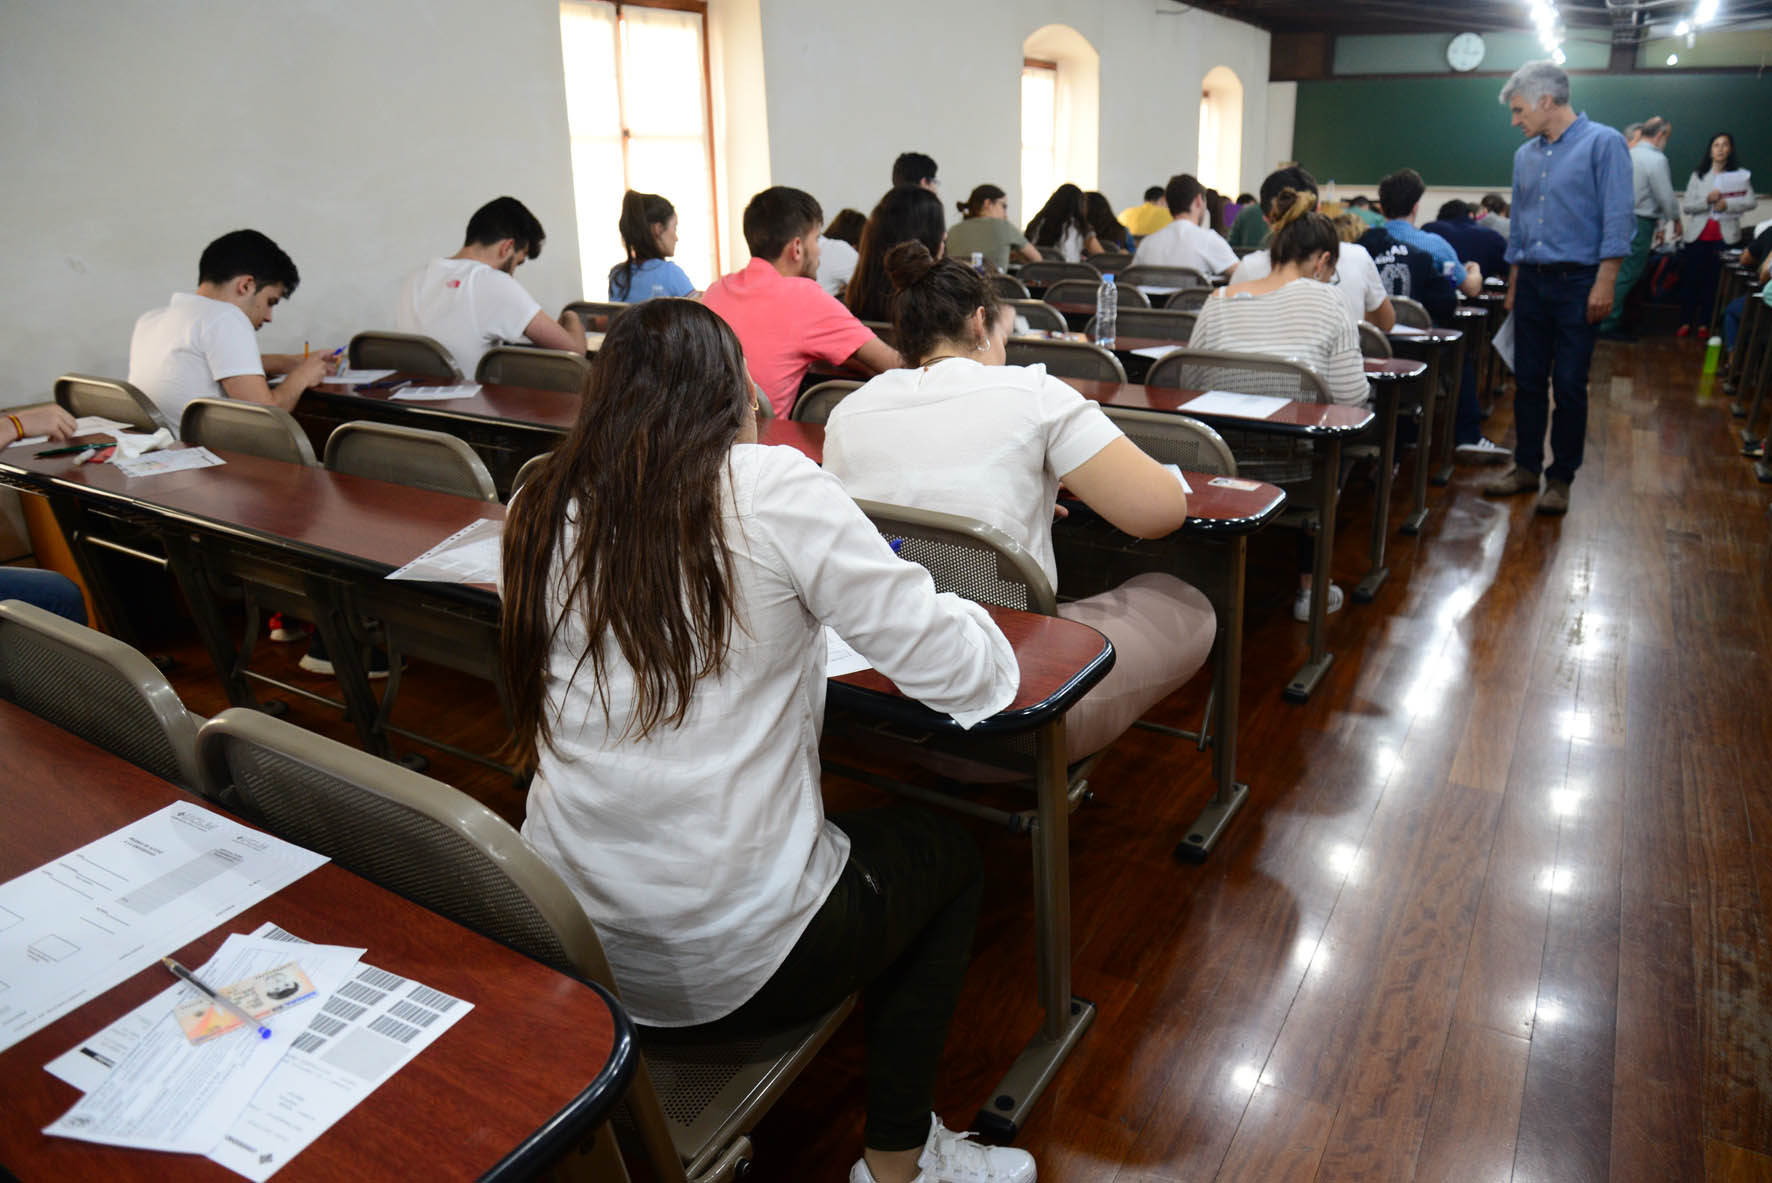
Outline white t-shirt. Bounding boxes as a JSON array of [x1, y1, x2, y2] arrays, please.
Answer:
[[127, 292, 263, 431], [823, 359, 1124, 590], [1131, 217, 1240, 276], [815, 237, 859, 298], [1235, 242, 1388, 329], [395, 257, 543, 378], [518, 444, 1017, 1027]]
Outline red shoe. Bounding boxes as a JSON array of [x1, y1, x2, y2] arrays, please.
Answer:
[[1676, 324, 1692, 338], [1698, 325, 1710, 337]]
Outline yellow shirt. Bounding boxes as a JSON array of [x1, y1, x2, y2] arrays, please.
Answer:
[[1119, 202, 1173, 237]]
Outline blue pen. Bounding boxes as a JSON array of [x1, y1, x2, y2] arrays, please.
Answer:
[[162, 957, 272, 1039]]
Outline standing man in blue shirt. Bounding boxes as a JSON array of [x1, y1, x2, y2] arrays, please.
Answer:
[[1486, 61, 1634, 514]]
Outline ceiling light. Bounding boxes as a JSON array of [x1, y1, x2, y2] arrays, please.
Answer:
[[1674, 18, 1691, 33], [1667, 52, 1680, 64], [1552, 47, 1567, 63], [1695, 0, 1719, 24]]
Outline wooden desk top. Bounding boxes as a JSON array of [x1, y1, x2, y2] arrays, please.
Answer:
[[1388, 326, 1463, 345], [1365, 357, 1428, 381], [1060, 377, 1375, 437], [0, 702, 632, 1181]]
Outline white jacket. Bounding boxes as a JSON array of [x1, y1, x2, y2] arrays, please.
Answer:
[[1681, 167, 1756, 244]]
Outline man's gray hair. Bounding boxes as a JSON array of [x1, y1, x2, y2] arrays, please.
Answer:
[[1499, 60, 1571, 107], [1624, 121, 1645, 139], [1643, 115, 1671, 138]]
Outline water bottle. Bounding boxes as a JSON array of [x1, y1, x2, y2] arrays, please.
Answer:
[[1703, 335, 1723, 375], [1096, 273, 1118, 349], [970, 251, 985, 273]]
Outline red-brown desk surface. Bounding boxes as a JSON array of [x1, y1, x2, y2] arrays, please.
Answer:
[[1059, 378, 1374, 435], [0, 700, 629, 1181]]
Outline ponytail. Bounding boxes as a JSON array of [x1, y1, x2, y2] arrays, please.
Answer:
[[610, 190, 675, 300]]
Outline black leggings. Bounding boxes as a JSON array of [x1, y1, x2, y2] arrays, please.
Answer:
[[652, 806, 982, 1151], [1681, 238, 1727, 328]]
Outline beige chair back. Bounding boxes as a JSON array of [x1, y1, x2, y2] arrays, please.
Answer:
[[1120, 264, 1211, 290], [1164, 287, 1212, 312], [1005, 338, 1127, 383], [180, 398, 316, 466], [1090, 251, 1133, 272], [1391, 297, 1433, 329], [323, 421, 498, 501], [1087, 307, 1196, 344], [1147, 348, 1336, 404], [856, 500, 1056, 614], [1358, 321, 1394, 358], [989, 274, 1031, 300], [347, 331, 461, 379], [1044, 279, 1150, 309], [860, 320, 897, 347], [510, 452, 551, 500], [791, 380, 861, 425], [476, 346, 590, 393], [564, 300, 631, 330], [1006, 299, 1067, 333], [1021, 260, 1100, 285], [53, 374, 169, 433], [1102, 408, 1237, 475]]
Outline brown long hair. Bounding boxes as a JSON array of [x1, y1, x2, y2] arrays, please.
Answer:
[[500, 299, 750, 769], [846, 184, 948, 322]]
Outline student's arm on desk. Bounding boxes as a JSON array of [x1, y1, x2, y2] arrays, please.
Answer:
[[1458, 262, 1483, 298], [1015, 243, 1043, 264], [1366, 294, 1397, 333], [845, 336, 905, 375], [2, 403, 77, 444], [526, 309, 588, 354], [1062, 437, 1189, 538], [222, 357, 328, 411], [261, 352, 338, 377]]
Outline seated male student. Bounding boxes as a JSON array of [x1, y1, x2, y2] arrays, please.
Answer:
[[1423, 199, 1509, 279], [128, 230, 333, 431], [1722, 220, 1772, 351], [1131, 173, 1240, 278], [396, 196, 586, 378], [1376, 169, 1482, 298], [700, 187, 903, 417], [891, 151, 939, 192]]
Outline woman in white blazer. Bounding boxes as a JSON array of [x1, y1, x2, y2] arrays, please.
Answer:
[[1678, 131, 1754, 334]]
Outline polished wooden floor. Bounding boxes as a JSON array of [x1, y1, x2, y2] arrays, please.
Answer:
[[159, 336, 1772, 1181]]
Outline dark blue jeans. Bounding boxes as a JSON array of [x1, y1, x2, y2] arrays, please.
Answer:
[[1724, 295, 1747, 350], [1513, 263, 1598, 485], [0, 566, 88, 624]]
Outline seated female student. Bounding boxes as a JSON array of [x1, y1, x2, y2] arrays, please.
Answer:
[[1024, 184, 1103, 263], [1185, 194, 1368, 620], [500, 299, 1035, 1183], [946, 185, 1042, 272], [0, 403, 88, 624], [607, 190, 698, 302], [1083, 191, 1134, 254], [817, 207, 868, 298], [845, 184, 948, 323], [824, 243, 1217, 761]]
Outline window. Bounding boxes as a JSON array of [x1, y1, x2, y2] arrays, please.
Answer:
[[559, 0, 718, 299], [1020, 58, 1058, 225], [1197, 66, 1244, 197]]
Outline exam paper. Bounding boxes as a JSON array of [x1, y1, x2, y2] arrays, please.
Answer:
[[1134, 285, 1182, 298], [330, 368, 396, 386], [43, 934, 363, 1154], [1130, 345, 1182, 360], [48, 922, 474, 1183], [10, 416, 138, 448], [1180, 390, 1291, 419], [0, 803, 327, 1054], [1387, 323, 1431, 336], [824, 627, 871, 677], [113, 446, 225, 478], [386, 517, 501, 585], [389, 384, 482, 401], [1161, 464, 1195, 495]]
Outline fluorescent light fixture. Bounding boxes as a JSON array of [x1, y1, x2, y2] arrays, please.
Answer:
[[1552, 47, 1567, 63], [1696, 0, 1719, 24], [1674, 18, 1691, 33]]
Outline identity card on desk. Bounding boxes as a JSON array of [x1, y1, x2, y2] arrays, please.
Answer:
[[0, 803, 327, 1054], [48, 922, 473, 1181]]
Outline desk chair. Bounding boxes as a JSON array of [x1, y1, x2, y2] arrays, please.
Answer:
[[476, 346, 590, 393], [53, 374, 169, 433], [1120, 265, 1211, 291], [1164, 288, 1211, 312], [1358, 322, 1393, 359], [565, 300, 632, 330], [1391, 297, 1433, 330], [1035, 246, 1066, 262], [1148, 349, 1334, 487], [1005, 339, 1127, 383], [180, 399, 317, 465], [1086, 307, 1196, 344], [790, 380, 861, 425], [990, 274, 1031, 300], [197, 707, 853, 1183], [1089, 251, 1133, 273], [0, 599, 203, 791], [324, 421, 498, 501], [347, 331, 461, 379], [1006, 299, 1067, 333], [510, 451, 551, 498], [860, 319, 897, 347], [1020, 260, 1100, 286], [1043, 279, 1150, 309]]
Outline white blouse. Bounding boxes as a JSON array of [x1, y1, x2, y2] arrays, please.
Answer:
[[519, 443, 1018, 1026]]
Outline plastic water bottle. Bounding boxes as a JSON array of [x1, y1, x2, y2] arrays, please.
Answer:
[[970, 251, 985, 273], [1703, 335, 1723, 375], [1096, 273, 1118, 349]]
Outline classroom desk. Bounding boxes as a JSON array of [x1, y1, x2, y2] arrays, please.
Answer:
[[0, 439, 1122, 1143], [1386, 326, 1462, 535], [1359, 358, 1428, 601], [0, 700, 634, 1182], [1059, 376, 1371, 702]]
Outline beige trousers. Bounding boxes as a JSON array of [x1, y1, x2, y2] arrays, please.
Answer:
[[1056, 572, 1217, 757]]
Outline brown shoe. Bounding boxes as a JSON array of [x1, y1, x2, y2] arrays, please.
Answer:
[[1537, 479, 1570, 515], [1483, 464, 1539, 496]]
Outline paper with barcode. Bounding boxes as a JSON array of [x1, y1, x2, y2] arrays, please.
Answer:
[[112, 445, 225, 478], [43, 934, 362, 1154], [47, 922, 472, 1180]]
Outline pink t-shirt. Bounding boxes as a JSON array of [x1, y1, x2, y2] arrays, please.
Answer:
[[701, 258, 877, 416]]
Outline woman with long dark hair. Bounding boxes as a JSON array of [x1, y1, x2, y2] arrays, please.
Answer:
[[1024, 183, 1102, 262], [945, 184, 1041, 270], [816, 207, 867, 298], [825, 242, 1217, 760], [607, 190, 697, 301], [1677, 131, 1753, 336], [500, 299, 1032, 1183], [1083, 191, 1133, 253], [844, 184, 947, 322]]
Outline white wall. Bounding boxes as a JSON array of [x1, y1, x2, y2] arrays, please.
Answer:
[[1266, 81, 1298, 174], [755, 0, 1270, 253], [0, 0, 581, 407]]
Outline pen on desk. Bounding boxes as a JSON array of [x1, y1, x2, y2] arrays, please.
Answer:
[[35, 442, 101, 458], [161, 957, 273, 1039]]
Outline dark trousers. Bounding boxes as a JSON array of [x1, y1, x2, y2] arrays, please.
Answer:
[[1513, 263, 1598, 485], [1681, 238, 1727, 328], [1724, 295, 1748, 351], [657, 806, 981, 1152], [1599, 215, 1656, 333], [1454, 341, 1482, 445]]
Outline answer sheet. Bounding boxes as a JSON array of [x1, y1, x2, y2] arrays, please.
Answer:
[[1179, 390, 1292, 419], [328, 368, 396, 386], [112, 446, 225, 478], [386, 517, 501, 586], [43, 934, 363, 1154], [49, 922, 473, 1182], [0, 802, 327, 1053], [389, 384, 482, 401]]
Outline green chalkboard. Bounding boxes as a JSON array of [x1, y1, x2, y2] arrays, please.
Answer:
[[1293, 73, 1772, 190]]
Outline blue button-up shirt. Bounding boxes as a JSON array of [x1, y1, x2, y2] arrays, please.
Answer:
[[1507, 113, 1635, 266], [1384, 218, 1460, 275]]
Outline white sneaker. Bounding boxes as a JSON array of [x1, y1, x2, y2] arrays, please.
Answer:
[[848, 1114, 1036, 1183], [1455, 436, 1510, 462], [1293, 583, 1345, 623]]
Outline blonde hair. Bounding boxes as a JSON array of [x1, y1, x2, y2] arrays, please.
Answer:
[[1267, 187, 1318, 235], [1332, 213, 1366, 243]]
